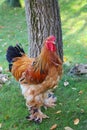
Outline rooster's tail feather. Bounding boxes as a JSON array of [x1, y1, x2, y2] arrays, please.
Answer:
[[6, 44, 25, 71]]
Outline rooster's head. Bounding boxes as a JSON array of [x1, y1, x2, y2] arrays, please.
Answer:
[[44, 36, 56, 52]]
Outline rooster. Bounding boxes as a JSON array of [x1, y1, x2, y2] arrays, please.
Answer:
[[6, 36, 62, 123]]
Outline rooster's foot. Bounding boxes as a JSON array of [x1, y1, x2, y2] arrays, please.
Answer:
[[26, 108, 49, 123]]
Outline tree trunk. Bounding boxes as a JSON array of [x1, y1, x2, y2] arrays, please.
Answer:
[[25, 0, 63, 61]]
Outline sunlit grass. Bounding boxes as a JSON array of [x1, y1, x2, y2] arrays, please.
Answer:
[[20, 0, 25, 8], [59, 0, 87, 64], [0, 0, 4, 5]]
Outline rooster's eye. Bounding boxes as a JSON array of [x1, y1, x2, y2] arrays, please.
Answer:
[[32, 61, 36, 66]]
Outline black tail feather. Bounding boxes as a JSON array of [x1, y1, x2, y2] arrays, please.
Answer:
[[6, 44, 25, 71], [6, 44, 25, 63]]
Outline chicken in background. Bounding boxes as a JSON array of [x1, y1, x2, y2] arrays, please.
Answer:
[[6, 36, 62, 123]]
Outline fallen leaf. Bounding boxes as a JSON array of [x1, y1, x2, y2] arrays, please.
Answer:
[[50, 124, 57, 130], [85, 56, 87, 58], [56, 117, 60, 120], [0, 66, 3, 73], [5, 115, 10, 120], [0, 84, 2, 88], [13, 124, 17, 128], [64, 57, 68, 62], [0, 39, 3, 42], [2, 42, 7, 47], [81, 109, 84, 113], [0, 50, 2, 53], [79, 90, 83, 94], [56, 110, 61, 114], [74, 118, 79, 125], [0, 26, 4, 28], [64, 61, 71, 66], [72, 87, 76, 90], [59, 103, 63, 106], [64, 81, 69, 87], [0, 123, 2, 128], [64, 126, 73, 130], [76, 98, 79, 101]]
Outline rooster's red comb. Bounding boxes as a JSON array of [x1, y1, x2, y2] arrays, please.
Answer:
[[46, 35, 56, 41]]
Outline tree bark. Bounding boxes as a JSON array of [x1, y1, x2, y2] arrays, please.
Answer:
[[25, 0, 63, 61]]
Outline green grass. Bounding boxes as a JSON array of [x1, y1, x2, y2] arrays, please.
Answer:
[[60, 0, 87, 64], [0, 0, 87, 130]]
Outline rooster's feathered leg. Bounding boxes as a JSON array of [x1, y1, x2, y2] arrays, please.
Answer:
[[43, 92, 57, 108], [25, 91, 49, 123]]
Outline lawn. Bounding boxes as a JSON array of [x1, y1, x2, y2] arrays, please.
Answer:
[[0, 0, 87, 130]]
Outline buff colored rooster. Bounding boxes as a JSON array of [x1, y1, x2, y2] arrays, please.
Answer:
[[6, 36, 62, 123]]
